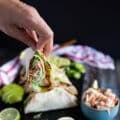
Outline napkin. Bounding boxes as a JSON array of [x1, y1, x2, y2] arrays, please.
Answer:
[[53, 45, 115, 69], [0, 45, 115, 86], [0, 57, 21, 86]]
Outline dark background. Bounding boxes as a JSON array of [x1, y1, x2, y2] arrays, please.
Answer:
[[0, 0, 120, 59]]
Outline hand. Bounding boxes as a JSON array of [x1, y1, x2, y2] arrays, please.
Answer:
[[0, 0, 53, 56]]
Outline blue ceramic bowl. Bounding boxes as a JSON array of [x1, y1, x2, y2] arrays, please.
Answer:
[[81, 98, 119, 120]]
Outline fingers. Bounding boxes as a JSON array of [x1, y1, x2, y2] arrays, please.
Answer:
[[27, 21, 54, 56], [35, 36, 53, 57], [23, 8, 54, 55], [31, 19, 54, 56], [26, 29, 38, 42], [6, 25, 36, 50], [43, 37, 53, 57]]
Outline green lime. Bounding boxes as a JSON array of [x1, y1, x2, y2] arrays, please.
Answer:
[[57, 117, 74, 120], [73, 72, 81, 80], [0, 84, 24, 104], [49, 56, 71, 67], [0, 108, 20, 120], [70, 62, 86, 73]]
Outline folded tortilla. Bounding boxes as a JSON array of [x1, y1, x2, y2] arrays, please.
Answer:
[[25, 87, 78, 113], [20, 48, 78, 114]]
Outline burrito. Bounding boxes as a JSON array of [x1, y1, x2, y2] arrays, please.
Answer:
[[20, 48, 78, 114]]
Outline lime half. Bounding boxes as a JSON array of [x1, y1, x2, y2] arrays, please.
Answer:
[[57, 117, 74, 120], [0, 108, 20, 120]]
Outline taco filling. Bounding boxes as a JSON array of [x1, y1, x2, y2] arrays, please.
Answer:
[[26, 51, 51, 92]]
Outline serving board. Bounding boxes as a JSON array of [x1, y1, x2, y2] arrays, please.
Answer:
[[0, 49, 120, 120]]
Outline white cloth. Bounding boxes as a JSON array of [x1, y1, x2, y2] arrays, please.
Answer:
[[0, 57, 21, 86], [53, 45, 115, 69]]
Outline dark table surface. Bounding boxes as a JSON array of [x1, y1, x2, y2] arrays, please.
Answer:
[[0, 49, 120, 120]]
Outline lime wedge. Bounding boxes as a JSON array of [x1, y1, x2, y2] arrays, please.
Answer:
[[0, 84, 24, 104], [57, 117, 74, 120], [0, 108, 20, 120]]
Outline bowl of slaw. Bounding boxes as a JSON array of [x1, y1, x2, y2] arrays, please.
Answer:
[[81, 81, 119, 120]]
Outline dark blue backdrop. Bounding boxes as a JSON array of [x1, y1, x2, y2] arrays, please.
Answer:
[[0, 0, 120, 59]]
